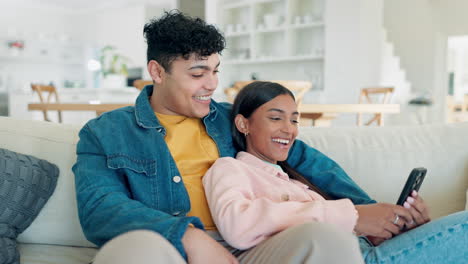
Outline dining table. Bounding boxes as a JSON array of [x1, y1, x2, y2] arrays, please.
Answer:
[[299, 103, 400, 126], [28, 102, 400, 126], [28, 102, 133, 116]]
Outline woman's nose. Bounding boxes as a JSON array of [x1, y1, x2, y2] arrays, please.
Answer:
[[281, 120, 295, 133]]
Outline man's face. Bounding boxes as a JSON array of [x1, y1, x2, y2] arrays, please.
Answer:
[[151, 53, 220, 118]]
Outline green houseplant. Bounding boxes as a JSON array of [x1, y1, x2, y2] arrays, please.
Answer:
[[99, 45, 129, 77], [99, 45, 130, 88]]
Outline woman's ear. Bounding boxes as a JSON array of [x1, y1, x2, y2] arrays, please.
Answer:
[[147, 60, 164, 84], [234, 114, 249, 134]]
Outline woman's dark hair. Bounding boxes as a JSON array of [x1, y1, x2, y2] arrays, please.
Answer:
[[231, 81, 330, 199], [143, 10, 226, 72]]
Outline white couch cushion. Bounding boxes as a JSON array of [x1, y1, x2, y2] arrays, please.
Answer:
[[298, 123, 468, 219], [0, 117, 95, 248], [19, 243, 96, 264]]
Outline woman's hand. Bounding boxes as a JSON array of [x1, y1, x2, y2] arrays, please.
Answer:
[[182, 227, 239, 264], [354, 203, 412, 239], [402, 191, 431, 230]]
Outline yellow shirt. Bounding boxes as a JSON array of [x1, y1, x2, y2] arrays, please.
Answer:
[[156, 112, 219, 230]]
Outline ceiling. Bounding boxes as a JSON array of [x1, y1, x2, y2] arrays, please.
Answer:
[[0, 0, 162, 12]]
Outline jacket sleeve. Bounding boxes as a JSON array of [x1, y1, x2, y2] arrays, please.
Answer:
[[287, 139, 377, 205], [203, 159, 358, 250], [73, 124, 203, 260]]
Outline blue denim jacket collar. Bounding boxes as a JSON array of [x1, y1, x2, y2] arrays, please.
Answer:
[[134, 85, 161, 129], [134, 85, 218, 132]]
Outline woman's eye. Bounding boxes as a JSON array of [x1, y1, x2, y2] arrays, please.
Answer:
[[192, 74, 203, 78], [269, 117, 281, 121], [291, 119, 299, 124]]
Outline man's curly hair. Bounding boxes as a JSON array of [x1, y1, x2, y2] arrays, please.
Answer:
[[143, 10, 226, 72]]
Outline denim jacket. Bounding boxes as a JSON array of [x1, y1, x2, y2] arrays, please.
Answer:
[[73, 85, 375, 259]]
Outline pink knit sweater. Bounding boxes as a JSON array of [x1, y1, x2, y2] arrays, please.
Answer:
[[203, 151, 358, 250]]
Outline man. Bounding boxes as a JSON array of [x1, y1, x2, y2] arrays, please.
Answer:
[[73, 11, 366, 263]]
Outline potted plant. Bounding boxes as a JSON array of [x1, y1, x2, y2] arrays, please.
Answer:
[[99, 45, 130, 89]]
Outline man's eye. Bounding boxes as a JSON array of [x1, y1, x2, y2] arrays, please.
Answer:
[[214, 70, 220, 74], [192, 74, 203, 78], [291, 119, 299, 124], [269, 117, 281, 121]]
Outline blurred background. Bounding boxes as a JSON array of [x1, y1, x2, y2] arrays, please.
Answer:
[[0, 0, 467, 126]]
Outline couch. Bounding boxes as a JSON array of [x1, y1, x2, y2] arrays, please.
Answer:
[[0, 116, 467, 264]]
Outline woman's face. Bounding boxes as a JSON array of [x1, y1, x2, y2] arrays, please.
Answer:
[[239, 94, 299, 164]]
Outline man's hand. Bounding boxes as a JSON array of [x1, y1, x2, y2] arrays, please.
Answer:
[[182, 227, 239, 264], [355, 203, 412, 239], [402, 191, 431, 230]]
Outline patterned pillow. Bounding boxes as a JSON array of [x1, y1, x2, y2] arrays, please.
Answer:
[[0, 148, 59, 264]]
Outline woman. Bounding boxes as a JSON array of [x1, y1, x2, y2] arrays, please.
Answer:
[[203, 81, 467, 263]]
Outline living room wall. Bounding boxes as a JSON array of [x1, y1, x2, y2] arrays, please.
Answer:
[[383, 0, 468, 124]]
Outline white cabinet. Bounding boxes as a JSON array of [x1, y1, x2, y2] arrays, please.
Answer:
[[0, 39, 85, 66], [221, 0, 325, 63], [213, 0, 326, 100], [0, 36, 88, 96]]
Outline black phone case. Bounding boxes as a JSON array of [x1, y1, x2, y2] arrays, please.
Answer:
[[396, 167, 427, 206]]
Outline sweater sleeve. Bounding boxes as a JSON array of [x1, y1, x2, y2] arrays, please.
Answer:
[[203, 158, 358, 250]]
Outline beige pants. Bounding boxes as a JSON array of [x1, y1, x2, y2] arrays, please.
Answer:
[[93, 223, 364, 264]]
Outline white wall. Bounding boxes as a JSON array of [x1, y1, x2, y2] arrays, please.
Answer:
[[90, 5, 147, 71], [0, 4, 87, 41], [382, 0, 468, 124], [434, 0, 468, 37], [324, 0, 384, 104], [179, 0, 205, 19], [321, 0, 384, 125], [384, 0, 438, 95]]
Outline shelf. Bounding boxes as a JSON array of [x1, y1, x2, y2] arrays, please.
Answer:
[[223, 1, 250, 10], [254, 0, 283, 5], [224, 0, 281, 9], [225, 31, 251, 38], [224, 55, 324, 65], [289, 22, 324, 29], [255, 26, 287, 34], [218, 0, 326, 91], [0, 55, 84, 66]]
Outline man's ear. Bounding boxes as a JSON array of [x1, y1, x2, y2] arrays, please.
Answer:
[[234, 114, 249, 134], [147, 60, 165, 84]]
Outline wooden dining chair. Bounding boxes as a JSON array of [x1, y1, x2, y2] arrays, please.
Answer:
[[224, 80, 312, 107], [447, 94, 468, 123], [133, 79, 153, 90], [357, 86, 394, 126], [464, 94, 468, 112], [31, 84, 62, 123]]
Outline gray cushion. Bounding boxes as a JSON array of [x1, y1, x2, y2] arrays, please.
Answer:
[[0, 148, 59, 264]]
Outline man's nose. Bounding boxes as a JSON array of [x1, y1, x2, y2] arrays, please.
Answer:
[[204, 74, 218, 91]]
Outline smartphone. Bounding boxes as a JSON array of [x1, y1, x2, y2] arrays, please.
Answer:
[[396, 167, 427, 206]]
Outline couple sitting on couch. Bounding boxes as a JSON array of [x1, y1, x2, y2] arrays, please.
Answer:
[[72, 11, 467, 264]]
